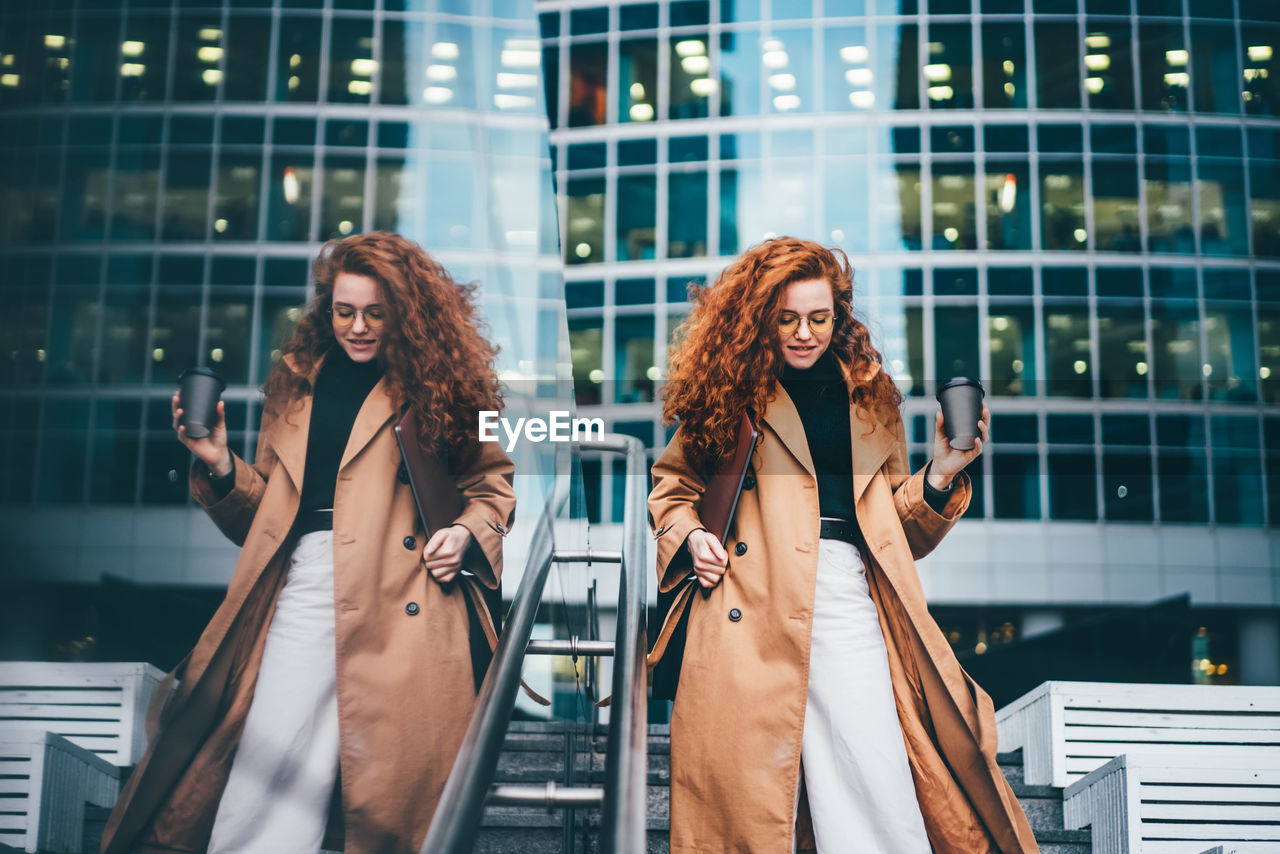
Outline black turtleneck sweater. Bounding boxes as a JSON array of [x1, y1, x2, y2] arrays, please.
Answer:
[[297, 346, 384, 517], [206, 346, 384, 512], [777, 350, 952, 522]]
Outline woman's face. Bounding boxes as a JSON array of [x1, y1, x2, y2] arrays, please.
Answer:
[[331, 272, 386, 363], [777, 277, 835, 370]]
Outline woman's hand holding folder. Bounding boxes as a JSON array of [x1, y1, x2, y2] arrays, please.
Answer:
[[687, 529, 728, 589]]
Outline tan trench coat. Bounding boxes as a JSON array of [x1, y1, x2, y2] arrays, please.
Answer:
[[102, 358, 516, 854], [648, 362, 1037, 854]]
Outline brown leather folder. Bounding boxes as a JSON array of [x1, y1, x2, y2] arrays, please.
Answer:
[[699, 410, 758, 543], [394, 408, 463, 537]]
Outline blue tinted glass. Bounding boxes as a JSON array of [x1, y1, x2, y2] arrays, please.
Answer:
[[616, 278, 656, 305], [989, 268, 1033, 295], [891, 127, 920, 153], [986, 125, 1029, 152], [569, 8, 609, 35], [620, 4, 658, 29], [1144, 125, 1191, 156], [1048, 414, 1094, 443], [1043, 267, 1088, 296], [669, 136, 709, 162], [932, 126, 974, 153], [566, 281, 603, 309], [1097, 267, 1143, 297], [618, 139, 657, 165], [1040, 124, 1083, 153], [1091, 125, 1137, 154], [994, 414, 1038, 443], [671, 0, 711, 25], [568, 143, 607, 170], [1103, 414, 1150, 445]]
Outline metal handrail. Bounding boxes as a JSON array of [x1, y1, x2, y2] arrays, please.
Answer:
[[418, 434, 650, 854]]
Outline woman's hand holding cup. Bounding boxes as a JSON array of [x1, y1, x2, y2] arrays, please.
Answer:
[[171, 391, 232, 477], [687, 528, 728, 589]]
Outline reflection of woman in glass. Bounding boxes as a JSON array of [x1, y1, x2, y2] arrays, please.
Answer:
[[102, 232, 516, 854], [649, 238, 1035, 853]]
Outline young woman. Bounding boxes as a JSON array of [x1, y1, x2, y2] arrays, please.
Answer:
[[102, 232, 516, 854], [648, 237, 1036, 853]]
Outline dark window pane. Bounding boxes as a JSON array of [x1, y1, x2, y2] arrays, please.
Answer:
[[327, 19, 373, 103], [568, 143, 607, 170], [876, 24, 918, 111], [566, 281, 603, 309], [566, 178, 604, 264], [1158, 450, 1209, 522], [37, 431, 87, 503], [620, 38, 657, 123], [617, 175, 656, 261], [934, 305, 978, 383], [616, 278, 655, 305], [1244, 25, 1280, 116], [276, 16, 322, 102], [225, 14, 270, 101], [1040, 160, 1086, 250], [46, 285, 98, 385], [173, 14, 222, 102], [1097, 304, 1148, 398], [1049, 413, 1093, 444], [988, 305, 1035, 396], [205, 292, 254, 385], [1045, 303, 1092, 397], [614, 315, 654, 403], [151, 289, 202, 384], [993, 453, 1041, 520], [672, 34, 714, 119], [213, 153, 261, 241], [70, 12, 119, 103], [1043, 267, 1087, 297], [1250, 160, 1280, 257], [1214, 449, 1263, 525], [1102, 414, 1149, 445], [569, 42, 607, 126], [668, 171, 707, 258], [569, 8, 608, 35], [1138, 21, 1189, 112], [1145, 159, 1195, 253], [162, 152, 211, 241], [1191, 24, 1240, 114], [1035, 22, 1081, 109], [932, 162, 975, 250], [1092, 160, 1141, 252], [1103, 451, 1153, 521], [926, 23, 972, 110], [989, 267, 1032, 296], [1197, 160, 1249, 256], [120, 13, 171, 102], [142, 436, 190, 505], [1151, 301, 1203, 400], [267, 155, 314, 242], [1085, 20, 1135, 110], [1049, 452, 1097, 520], [320, 156, 364, 241], [569, 317, 603, 406], [982, 23, 1027, 109], [719, 30, 760, 116], [111, 148, 160, 241], [98, 286, 149, 385], [1040, 124, 1083, 154], [1204, 307, 1257, 403]]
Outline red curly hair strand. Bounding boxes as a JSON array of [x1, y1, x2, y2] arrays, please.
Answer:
[[663, 236, 902, 474], [261, 231, 502, 464]]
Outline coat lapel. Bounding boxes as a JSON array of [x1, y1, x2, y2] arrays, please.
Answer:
[[762, 385, 815, 477], [270, 353, 323, 490], [340, 376, 396, 471]]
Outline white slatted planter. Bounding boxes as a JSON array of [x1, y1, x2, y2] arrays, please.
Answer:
[[995, 682, 1280, 788], [1063, 753, 1280, 854], [0, 662, 165, 767], [0, 729, 120, 854]]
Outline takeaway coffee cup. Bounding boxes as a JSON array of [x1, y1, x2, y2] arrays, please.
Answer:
[[178, 367, 225, 440], [935, 377, 985, 451]]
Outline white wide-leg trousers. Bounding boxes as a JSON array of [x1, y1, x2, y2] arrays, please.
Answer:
[[208, 530, 341, 854], [800, 538, 931, 854]]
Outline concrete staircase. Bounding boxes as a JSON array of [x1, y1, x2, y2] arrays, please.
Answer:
[[77, 721, 1090, 853]]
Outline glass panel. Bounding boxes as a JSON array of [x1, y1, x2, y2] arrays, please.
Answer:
[[225, 14, 270, 102], [764, 29, 811, 115], [1243, 25, 1280, 116], [875, 161, 922, 251], [668, 170, 707, 258], [1092, 159, 1141, 252], [614, 315, 655, 403], [824, 25, 872, 112], [1084, 20, 1135, 110], [90, 401, 142, 504], [1045, 303, 1092, 397], [1151, 301, 1202, 400], [266, 155, 314, 242], [320, 156, 365, 241], [617, 174, 656, 261], [825, 157, 871, 253], [60, 150, 109, 242], [162, 152, 211, 241], [874, 24, 919, 111], [1214, 420, 1263, 524], [111, 148, 160, 241], [1040, 160, 1087, 250], [257, 292, 304, 384], [38, 429, 87, 503], [205, 292, 253, 386], [1048, 451, 1097, 520], [1250, 160, 1280, 257], [719, 28, 761, 116], [1198, 160, 1249, 256], [120, 13, 170, 102], [568, 317, 603, 406], [1145, 158, 1195, 253], [993, 452, 1040, 519], [1260, 308, 1280, 403], [672, 34, 712, 119], [982, 23, 1027, 109], [151, 289, 202, 385], [1035, 22, 1081, 109], [214, 153, 261, 241], [276, 16, 322, 102], [1204, 307, 1258, 402], [373, 156, 419, 233], [1097, 304, 1147, 398], [620, 37, 657, 123], [569, 41, 607, 126], [932, 162, 975, 250], [70, 12, 119, 102], [98, 286, 149, 385], [47, 285, 98, 386], [1191, 24, 1239, 114], [425, 156, 473, 248], [925, 23, 972, 109], [873, 300, 924, 397], [173, 14, 222, 102], [566, 177, 604, 264], [1158, 449, 1209, 522], [1138, 20, 1189, 111], [988, 305, 1035, 396], [328, 19, 373, 103], [1103, 451, 1153, 521], [934, 306, 978, 385]]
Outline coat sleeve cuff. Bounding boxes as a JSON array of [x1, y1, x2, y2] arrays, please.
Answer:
[[654, 508, 705, 593], [452, 505, 507, 589], [895, 465, 971, 526]]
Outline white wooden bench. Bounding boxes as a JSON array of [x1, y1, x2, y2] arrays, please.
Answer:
[[0, 662, 165, 767], [1063, 753, 1280, 854], [995, 681, 1280, 788], [0, 729, 120, 854]]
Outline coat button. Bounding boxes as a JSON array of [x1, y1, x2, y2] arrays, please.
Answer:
[[403, 535, 416, 550], [743, 475, 756, 490], [405, 602, 420, 616], [734, 542, 748, 556], [728, 608, 742, 622], [397, 463, 410, 484]]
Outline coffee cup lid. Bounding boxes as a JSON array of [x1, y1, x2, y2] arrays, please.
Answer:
[[179, 366, 226, 389], [936, 377, 985, 400]]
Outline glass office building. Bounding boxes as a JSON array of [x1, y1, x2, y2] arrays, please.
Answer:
[[542, 0, 1280, 684], [0, 0, 570, 661]]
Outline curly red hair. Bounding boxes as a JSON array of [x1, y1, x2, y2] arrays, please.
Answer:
[[262, 231, 502, 463], [663, 237, 902, 473]]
